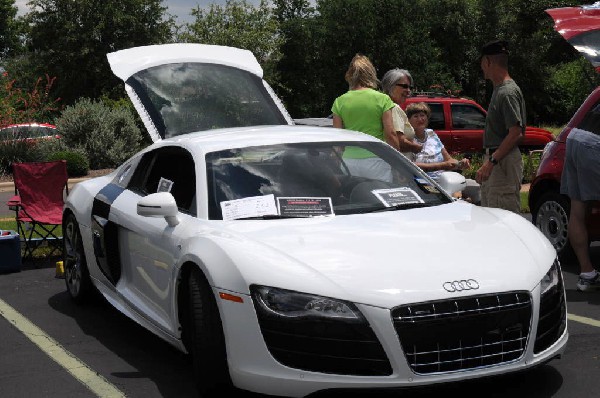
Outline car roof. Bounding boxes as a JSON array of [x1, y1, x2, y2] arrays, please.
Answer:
[[546, 4, 600, 40], [406, 94, 478, 104], [0, 123, 56, 130], [153, 125, 378, 154], [546, 4, 600, 72]]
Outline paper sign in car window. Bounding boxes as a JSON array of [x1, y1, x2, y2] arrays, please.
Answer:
[[372, 188, 424, 207], [277, 197, 334, 217], [157, 177, 174, 193], [415, 177, 440, 194], [221, 194, 278, 221]]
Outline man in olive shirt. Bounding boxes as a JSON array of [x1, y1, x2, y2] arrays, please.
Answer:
[[475, 40, 525, 214]]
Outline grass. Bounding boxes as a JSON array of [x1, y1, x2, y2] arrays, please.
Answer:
[[520, 191, 530, 213], [539, 125, 565, 138]]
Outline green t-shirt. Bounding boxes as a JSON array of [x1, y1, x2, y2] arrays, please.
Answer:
[[331, 89, 395, 158], [484, 79, 526, 148]]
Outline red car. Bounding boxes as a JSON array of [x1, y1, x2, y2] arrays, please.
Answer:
[[403, 95, 554, 154], [529, 4, 600, 256], [0, 123, 59, 142]]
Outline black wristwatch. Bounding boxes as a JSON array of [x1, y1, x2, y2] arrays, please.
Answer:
[[489, 155, 499, 165]]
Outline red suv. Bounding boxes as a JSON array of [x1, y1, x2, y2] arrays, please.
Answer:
[[403, 94, 554, 154], [529, 4, 600, 256], [295, 96, 554, 155]]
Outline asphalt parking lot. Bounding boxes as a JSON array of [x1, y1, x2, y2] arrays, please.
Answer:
[[0, 242, 599, 398]]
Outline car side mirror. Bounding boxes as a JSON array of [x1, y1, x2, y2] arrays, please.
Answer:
[[137, 192, 180, 227], [436, 171, 467, 196]]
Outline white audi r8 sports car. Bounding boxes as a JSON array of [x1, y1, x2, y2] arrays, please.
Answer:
[[62, 43, 567, 397]]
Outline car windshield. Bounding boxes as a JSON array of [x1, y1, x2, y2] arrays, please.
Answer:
[[126, 63, 287, 139], [206, 141, 451, 220], [569, 29, 600, 69]]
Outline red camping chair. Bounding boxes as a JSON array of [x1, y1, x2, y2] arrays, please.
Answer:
[[7, 161, 68, 260]]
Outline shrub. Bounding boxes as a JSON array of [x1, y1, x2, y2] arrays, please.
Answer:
[[47, 150, 89, 177], [522, 151, 542, 184], [456, 152, 540, 184], [56, 98, 144, 169], [0, 139, 43, 175]]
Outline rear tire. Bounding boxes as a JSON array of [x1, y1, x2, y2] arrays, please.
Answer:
[[187, 268, 231, 396], [63, 213, 93, 303], [532, 192, 574, 258]]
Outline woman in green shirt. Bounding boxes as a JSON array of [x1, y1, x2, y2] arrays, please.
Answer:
[[331, 54, 397, 181]]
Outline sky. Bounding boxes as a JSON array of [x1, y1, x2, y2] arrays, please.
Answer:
[[14, 0, 263, 24]]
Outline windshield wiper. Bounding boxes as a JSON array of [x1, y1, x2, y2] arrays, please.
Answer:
[[363, 202, 431, 213], [233, 214, 301, 220]]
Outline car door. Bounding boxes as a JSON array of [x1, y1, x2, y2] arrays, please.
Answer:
[[110, 145, 197, 334], [449, 103, 487, 153]]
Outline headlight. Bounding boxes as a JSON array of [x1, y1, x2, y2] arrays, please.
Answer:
[[540, 258, 562, 297], [251, 285, 363, 321]]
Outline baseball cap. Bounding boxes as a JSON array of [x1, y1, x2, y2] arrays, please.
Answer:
[[481, 40, 509, 57]]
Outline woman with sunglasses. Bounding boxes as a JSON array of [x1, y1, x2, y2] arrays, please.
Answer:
[[381, 68, 423, 161]]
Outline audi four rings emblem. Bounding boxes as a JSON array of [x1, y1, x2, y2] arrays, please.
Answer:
[[443, 279, 480, 292]]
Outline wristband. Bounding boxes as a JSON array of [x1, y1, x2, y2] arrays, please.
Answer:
[[489, 155, 499, 165]]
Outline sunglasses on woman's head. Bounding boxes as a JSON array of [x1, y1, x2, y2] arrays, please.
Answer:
[[395, 83, 413, 89]]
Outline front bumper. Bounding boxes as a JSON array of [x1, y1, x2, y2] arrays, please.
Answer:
[[216, 283, 568, 398]]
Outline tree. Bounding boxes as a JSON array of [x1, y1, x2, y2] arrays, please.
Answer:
[[0, 0, 22, 58], [179, 0, 281, 71], [0, 72, 61, 127], [23, 0, 175, 105], [272, 0, 319, 117]]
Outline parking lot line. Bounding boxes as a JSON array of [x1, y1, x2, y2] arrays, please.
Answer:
[[0, 298, 126, 398], [568, 313, 600, 328]]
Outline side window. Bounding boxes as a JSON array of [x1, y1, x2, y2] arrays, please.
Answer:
[[451, 104, 486, 129], [427, 103, 445, 130], [578, 99, 600, 135], [128, 146, 197, 215]]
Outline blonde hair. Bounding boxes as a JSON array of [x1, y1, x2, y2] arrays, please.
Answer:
[[344, 54, 378, 90]]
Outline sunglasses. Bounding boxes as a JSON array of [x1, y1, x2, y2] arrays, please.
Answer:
[[396, 83, 414, 89]]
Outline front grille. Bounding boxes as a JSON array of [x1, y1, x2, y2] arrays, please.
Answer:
[[254, 313, 392, 376], [392, 292, 532, 374], [535, 266, 567, 353]]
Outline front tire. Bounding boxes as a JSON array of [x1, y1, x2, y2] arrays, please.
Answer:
[[533, 192, 573, 257], [187, 268, 231, 396], [63, 213, 93, 303]]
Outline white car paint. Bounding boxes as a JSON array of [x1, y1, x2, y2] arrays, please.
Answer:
[[63, 44, 568, 397]]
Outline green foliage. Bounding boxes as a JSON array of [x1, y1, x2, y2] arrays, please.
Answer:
[[547, 59, 600, 124], [179, 0, 282, 68], [56, 98, 144, 169], [0, 0, 22, 58], [0, 140, 43, 175], [47, 150, 90, 177], [0, 72, 61, 127], [0, 0, 593, 129], [459, 152, 540, 184], [23, 0, 175, 105], [523, 151, 542, 184]]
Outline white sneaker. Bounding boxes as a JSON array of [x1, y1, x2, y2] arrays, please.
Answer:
[[576, 273, 600, 292]]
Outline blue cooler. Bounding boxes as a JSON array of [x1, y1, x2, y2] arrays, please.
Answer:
[[0, 230, 22, 273]]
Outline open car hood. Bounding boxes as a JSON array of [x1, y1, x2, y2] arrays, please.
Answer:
[[546, 3, 600, 72], [107, 43, 292, 142]]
